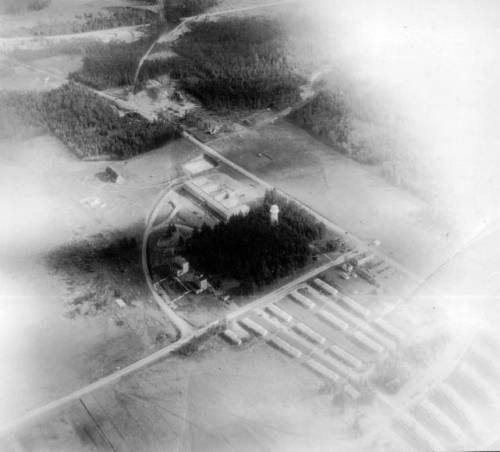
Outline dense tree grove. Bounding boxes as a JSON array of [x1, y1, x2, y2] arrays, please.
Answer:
[[142, 18, 305, 110], [0, 84, 179, 159], [289, 90, 352, 153], [43, 83, 179, 158], [69, 38, 153, 89], [184, 191, 325, 291], [289, 89, 422, 191], [65, 2, 219, 90], [68, 16, 304, 110], [164, 0, 218, 22]]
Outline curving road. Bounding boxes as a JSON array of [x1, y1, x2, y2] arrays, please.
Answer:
[[141, 176, 193, 338], [132, 0, 300, 87]]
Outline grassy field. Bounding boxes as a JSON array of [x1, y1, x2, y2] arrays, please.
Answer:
[[0, 0, 142, 37], [207, 119, 460, 278], [0, 336, 380, 451], [0, 133, 200, 424]]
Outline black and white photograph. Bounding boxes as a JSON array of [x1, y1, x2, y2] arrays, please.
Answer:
[[0, 0, 499, 450]]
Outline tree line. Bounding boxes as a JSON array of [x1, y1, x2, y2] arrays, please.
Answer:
[[183, 190, 326, 292], [0, 83, 179, 159], [26, 7, 157, 37], [69, 16, 305, 110], [163, 0, 218, 23], [69, 38, 154, 89], [142, 17, 305, 110], [65, 1, 219, 90], [289, 88, 423, 192]]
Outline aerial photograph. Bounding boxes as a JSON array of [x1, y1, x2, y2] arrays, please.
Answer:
[[0, 0, 499, 450]]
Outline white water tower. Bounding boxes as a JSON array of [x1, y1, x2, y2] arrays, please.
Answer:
[[270, 204, 280, 225]]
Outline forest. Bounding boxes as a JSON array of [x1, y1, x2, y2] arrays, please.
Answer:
[[289, 88, 423, 193], [0, 83, 179, 159], [289, 90, 352, 155], [70, 16, 304, 109], [183, 190, 326, 292], [69, 38, 154, 89], [142, 17, 305, 110], [164, 0, 218, 22], [66, 1, 218, 90]]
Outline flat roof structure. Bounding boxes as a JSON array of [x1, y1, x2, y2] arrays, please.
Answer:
[[183, 172, 261, 221]]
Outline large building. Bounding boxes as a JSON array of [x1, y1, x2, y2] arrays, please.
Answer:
[[183, 173, 259, 221]]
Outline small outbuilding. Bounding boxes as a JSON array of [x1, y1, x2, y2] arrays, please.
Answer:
[[172, 256, 189, 277]]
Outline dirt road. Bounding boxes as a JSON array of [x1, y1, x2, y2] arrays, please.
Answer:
[[0, 25, 146, 53], [133, 0, 300, 86], [141, 176, 193, 338], [182, 131, 425, 287], [0, 249, 349, 434]]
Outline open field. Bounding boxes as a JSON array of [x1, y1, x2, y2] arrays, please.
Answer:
[[4, 244, 500, 451], [0, 25, 146, 53], [208, 120, 461, 278], [2, 108, 500, 451], [0, 133, 200, 424], [0, 1, 498, 450], [0, 0, 152, 37], [0, 54, 82, 91], [0, 335, 379, 452]]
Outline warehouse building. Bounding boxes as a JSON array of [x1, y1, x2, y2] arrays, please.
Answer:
[[183, 173, 258, 221]]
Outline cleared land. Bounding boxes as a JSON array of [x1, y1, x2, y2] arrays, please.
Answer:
[[0, 133, 200, 424], [207, 119, 460, 278], [5, 250, 500, 451], [0, 54, 82, 91], [0, 0, 150, 38], [0, 336, 381, 452]]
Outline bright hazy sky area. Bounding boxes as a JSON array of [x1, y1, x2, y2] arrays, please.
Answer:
[[313, 0, 500, 233]]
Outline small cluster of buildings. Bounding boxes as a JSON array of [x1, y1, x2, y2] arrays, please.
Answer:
[[166, 256, 208, 294], [152, 170, 266, 300], [183, 173, 260, 221]]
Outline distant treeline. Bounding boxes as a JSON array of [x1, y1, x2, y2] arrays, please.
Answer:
[[144, 17, 305, 110], [0, 0, 50, 14], [184, 190, 326, 291], [69, 38, 153, 89], [164, 0, 218, 22], [61, 1, 220, 90], [25, 8, 157, 37], [0, 83, 179, 159], [290, 91, 351, 155], [68, 17, 304, 110], [289, 89, 422, 192]]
